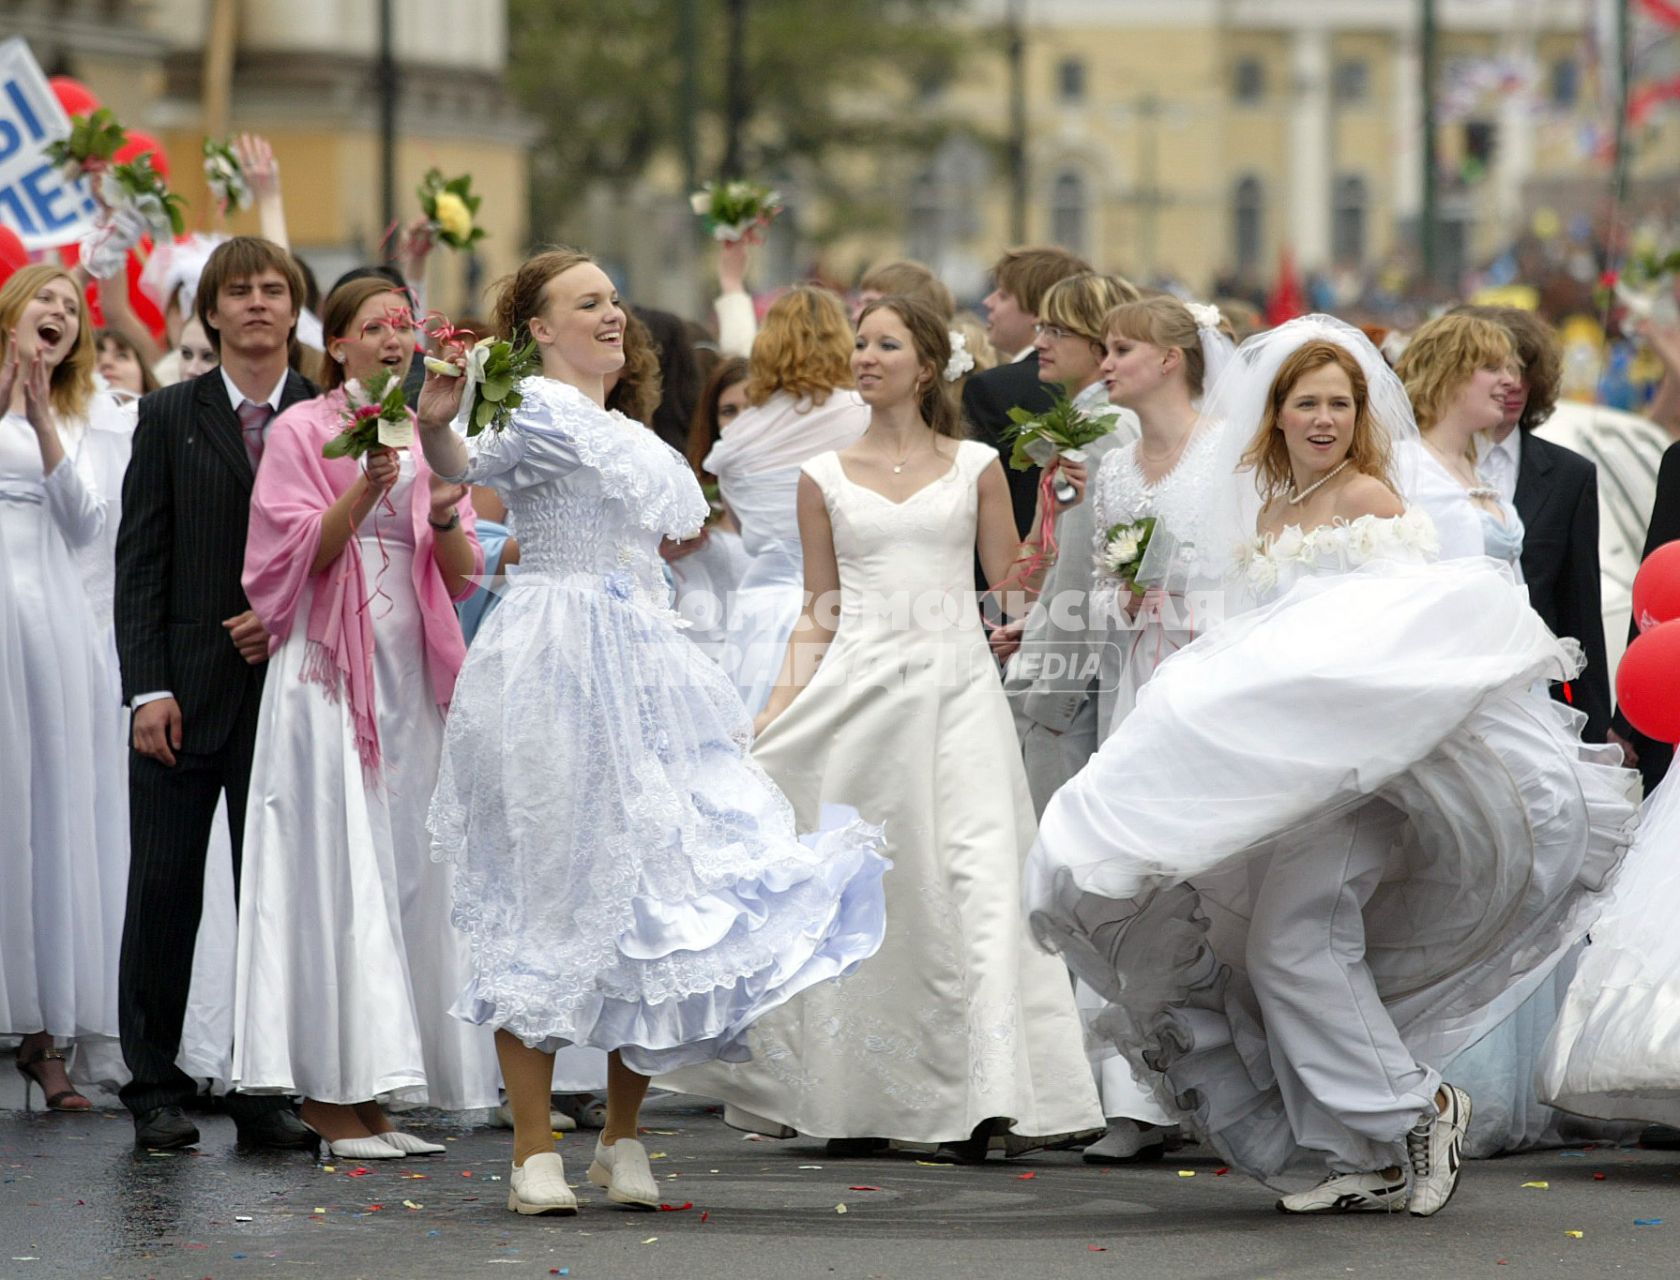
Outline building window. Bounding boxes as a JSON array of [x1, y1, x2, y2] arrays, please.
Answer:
[[1333, 59, 1369, 105], [1332, 174, 1368, 266], [1549, 57, 1579, 109], [1050, 171, 1089, 257], [1057, 57, 1086, 103], [1233, 57, 1265, 104], [1233, 175, 1264, 273]]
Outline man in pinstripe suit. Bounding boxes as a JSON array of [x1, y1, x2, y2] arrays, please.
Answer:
[[114, 238, 319, 1151]]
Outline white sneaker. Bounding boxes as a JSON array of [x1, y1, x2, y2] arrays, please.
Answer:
[[1277, 1169, 1410, 1214], [722, 1103, 795, 1139], [587, 1138, 660, 1208], [507, 1152, 579, 1215], [1406, 1083, 1471, 1217], [1082, 1119, 1168, 1164], [319, 1134, 404, 1160]]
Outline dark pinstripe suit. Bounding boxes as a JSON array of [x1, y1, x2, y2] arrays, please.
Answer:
[[113, 368, 316, 1118]]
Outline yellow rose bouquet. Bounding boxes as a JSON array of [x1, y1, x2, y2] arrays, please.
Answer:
[[418, 169, 487, 251]]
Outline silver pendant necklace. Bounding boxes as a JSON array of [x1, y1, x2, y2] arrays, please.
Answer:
[[1287, 459, 1350, 505]]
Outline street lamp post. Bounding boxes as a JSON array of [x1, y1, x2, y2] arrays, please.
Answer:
[[1420, 0, 1438, 285], [1006, 0, 1027, 243], [378, 0, 397, 259]]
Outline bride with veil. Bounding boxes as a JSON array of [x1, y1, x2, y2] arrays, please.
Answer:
[[1024, 316, 1637, 1215]]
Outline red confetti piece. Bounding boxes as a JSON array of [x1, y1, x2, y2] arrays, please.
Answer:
[[847, 1185, 883, 1192], [367, 1204, 383, 1212], [1594, 1172, 1607, 1181], [1016, 1171, 1037, 1180], [657, 1202, 694, 1212], [346, 1167, 373, 1178], [1088, 1244, 1108, 1252], [1214, 1167, 1230, 1176], [699, 1210, 710, 1224], [460, 1171, 474, 1178]]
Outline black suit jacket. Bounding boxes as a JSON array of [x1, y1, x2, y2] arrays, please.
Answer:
[[114, 368, 318, 756], [962, 353, 1054, 539], [1613, 439, 1680, 792], [1514, 432, 1611, 743]]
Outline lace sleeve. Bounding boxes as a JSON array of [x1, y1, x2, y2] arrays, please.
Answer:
[[463, 377, 587, 489]]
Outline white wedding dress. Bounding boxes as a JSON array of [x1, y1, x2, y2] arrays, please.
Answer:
[[1026, 510, 1637, 1188], [664, 441, 1103, 1144], [430, 377, 888, 1073], [0, 408, 127, 1065], [232, 452, 501, 1109]]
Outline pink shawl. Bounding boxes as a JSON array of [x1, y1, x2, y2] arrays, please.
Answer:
[[243, 392, 483, 771]]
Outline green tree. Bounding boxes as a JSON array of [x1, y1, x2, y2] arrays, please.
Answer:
[[508, 0, 970, 243]]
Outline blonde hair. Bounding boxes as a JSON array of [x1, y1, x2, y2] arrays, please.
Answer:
[[0, 265, 96, 420], [1395, 313, 1515, 432], [1103, 296, 1212, 396], [745, 285, 854, 407], [1239, 340, 1397, 506], [1040, 273, 1142, 346]]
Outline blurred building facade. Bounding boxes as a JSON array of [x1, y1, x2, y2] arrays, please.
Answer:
[[886, 0, 1679, 299], [11, 0, 532, 312]]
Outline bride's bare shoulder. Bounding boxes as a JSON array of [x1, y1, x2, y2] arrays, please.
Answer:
[[1335, 473, 1404, 521]]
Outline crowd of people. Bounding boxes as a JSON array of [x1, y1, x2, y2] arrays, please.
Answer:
[[4, 193, 1680, 1224]]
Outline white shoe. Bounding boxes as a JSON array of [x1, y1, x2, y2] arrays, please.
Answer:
[[588, 1138, 660, 1208], [1406, 1083, 1471, 1218], [508, 1152, 579, 1215], [1277, 1169, 1410, 1214], [321, 1134, 404, 1160], [1082, 1119, 1167, 1164], [378, 1130, 448, 1156], [491, 1103, 576, 1132], [722, 1103, 795, 1139]]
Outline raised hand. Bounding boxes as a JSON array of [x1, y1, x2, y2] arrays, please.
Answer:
[[235, 133, 280, 198], [1051, 456, 1088, 510], [0, 335, 19, 410], [21, 345, 52, 433], [417, 356, 467, 429], [719, 238, 750, 294]]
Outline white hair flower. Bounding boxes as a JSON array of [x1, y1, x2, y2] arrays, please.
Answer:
[[944, 331, 976, 382], [1186, 301, 1223, 331]]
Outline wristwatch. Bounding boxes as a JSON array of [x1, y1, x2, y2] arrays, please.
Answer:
[[428, 510, 461, 532]]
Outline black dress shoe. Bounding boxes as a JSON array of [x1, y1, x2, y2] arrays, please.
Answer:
[[234, 1108, 317, 1151], [134, 1105, 200, 1150]]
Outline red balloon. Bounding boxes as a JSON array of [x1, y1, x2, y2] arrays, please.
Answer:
[[0, 224, 27, 283], [1631, 539, 1680, 634], [1616, 618, 1680, 744], [48, 76, 101, 119], [115, 131, 169, 182]]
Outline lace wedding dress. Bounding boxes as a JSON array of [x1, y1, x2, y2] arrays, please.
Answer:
[[429, 377, 888, 1073], [664, 440, 1102, 1144]]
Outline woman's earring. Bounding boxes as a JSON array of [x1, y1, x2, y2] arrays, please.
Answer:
[[332, 349, 346, 364]]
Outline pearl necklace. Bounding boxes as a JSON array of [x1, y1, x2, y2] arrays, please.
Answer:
[[1287, 459, 1350, 505]]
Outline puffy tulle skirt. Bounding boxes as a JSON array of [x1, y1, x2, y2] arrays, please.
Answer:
[[429, 570, 889, 1075], [1537, 767, 1680, 1126], [1025, 557, 1638, 1189]]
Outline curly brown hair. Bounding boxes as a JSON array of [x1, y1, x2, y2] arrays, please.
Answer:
[[745, 285, 854, 407], [1240, 340, 1398, 507], [1395, 313, 1514, 433], [603, 308, 663, 425]]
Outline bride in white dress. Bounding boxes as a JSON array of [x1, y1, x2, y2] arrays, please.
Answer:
[[416, 249, 888, 1215], [1393, 313, 1643, 1155], [665, 296, 1103, 1155], [1025, 317, 1636, 1216], [704, 286, 868, 713]]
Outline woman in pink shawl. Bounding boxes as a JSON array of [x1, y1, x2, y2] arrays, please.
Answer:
[[230, 277, 500, 1159]]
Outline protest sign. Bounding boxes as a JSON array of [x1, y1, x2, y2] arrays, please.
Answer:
[[0, 37, 100, 250]]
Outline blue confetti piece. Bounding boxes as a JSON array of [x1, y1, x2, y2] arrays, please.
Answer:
[[1635, 1219, 1663, 1226], [233, 1253, 247, 1259], [1560, 1150, 1587, 1158]]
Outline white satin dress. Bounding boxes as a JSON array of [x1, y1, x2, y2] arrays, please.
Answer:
[[1026, 510, 1637, 1189], [665, 441, 1103, 1144]]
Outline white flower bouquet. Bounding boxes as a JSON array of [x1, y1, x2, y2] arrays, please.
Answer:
[[689, 179, 784, 244]]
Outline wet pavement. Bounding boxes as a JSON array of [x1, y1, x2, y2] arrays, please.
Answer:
[[2, 1090, 1677, 1279]]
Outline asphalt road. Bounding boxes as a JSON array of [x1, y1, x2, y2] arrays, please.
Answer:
[[1, 1094, 1675, 1280]]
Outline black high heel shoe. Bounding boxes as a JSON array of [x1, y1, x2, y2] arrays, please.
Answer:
[[16, 1045, 92, 1112]]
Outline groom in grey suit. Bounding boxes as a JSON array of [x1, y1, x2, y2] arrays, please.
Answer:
[[1003, 414, 1138, 814]]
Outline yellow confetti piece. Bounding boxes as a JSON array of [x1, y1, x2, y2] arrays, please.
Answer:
[[402, 1200, 422, 1210], [649, 1152, 668, 1160], [312, 1207, 326, 1215], [836, 1203, 848, 1214], [641, 1237, 659, 1244], [551, 1131, 567, 1140], [1522, 1181, 1550, 1189], [322, 1165, 336, 1173], [913, 1160, 953, 1168], [1177, 1170, 1196, 1178], [1565, 1230, 1584, 1239]]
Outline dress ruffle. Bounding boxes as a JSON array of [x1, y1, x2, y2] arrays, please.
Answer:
[[1025, 555, 1639, 1189]]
